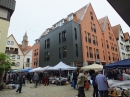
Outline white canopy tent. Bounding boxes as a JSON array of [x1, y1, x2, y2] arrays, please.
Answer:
[[36, 66, 52, 72], [29, 67, 42, 72], [81, 63, 103, 70], [47, 61, 77, 70]]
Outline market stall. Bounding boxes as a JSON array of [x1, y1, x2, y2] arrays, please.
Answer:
[[81, 63, 103, 70]]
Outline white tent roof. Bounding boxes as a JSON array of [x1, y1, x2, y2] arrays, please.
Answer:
[[81, 63, 103, 70], [36, 66, 52, 72], [48, 61, 77, 70], [29, 67, 42, 72]]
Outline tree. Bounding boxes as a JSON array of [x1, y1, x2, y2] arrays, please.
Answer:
[[0, 52, 15, 88]]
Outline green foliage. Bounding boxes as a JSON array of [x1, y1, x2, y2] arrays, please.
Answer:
[[0, 52, 15, 72]]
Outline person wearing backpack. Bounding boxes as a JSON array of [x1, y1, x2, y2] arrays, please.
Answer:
[[33, 72, 39, 88], [77, 69, 87, 97]]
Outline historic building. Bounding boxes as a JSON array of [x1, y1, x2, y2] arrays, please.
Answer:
[[39, 3, 120, 67], [32, 39, 40, 68], [0, 0, 16, 52], [5, 35, 24, 69], [112, 24, 127, 60], [124, 32, 130, 58], [99, 17, 119, 63]]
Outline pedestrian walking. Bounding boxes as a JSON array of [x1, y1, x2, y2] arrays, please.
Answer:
[[33, 72, 39, 88], [95, 71, 109, 97], [16, 72, 23, 93], [91, 70, 98, 97], [77, 69, 87, 97]]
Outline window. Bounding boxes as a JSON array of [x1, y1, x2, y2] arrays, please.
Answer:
[[112, 53, 114, 61], [45, 40, 46, 49], [108, 52, 110, 60], [92, 35, 95, 45], [120, 43, 124, 50], [7, 41, 10, 45], [91, 22, 93, 31], [122, 53, 125, 59], [86, 46, 89, 58], [106, 40, 109, 49], [103, 51, 105, 60], [27, 58, 30, 63], [88, 33, 91, 43], [12, 55, 15, 59], [93, 24, 96, 33], [47, 38, 50, 48], [59, 33, 61, 43], [75, 44, 78, 57], [62, 46, 67, 58], [16, 62, 20, 67], [108, 24, 110, 30], [17, 55, 20, 59], [90, 12, 93, 20], [94, 48, 96, 59], [126, 46, 130, 51], [89, 47, 93, 58], [96, 49, 99, 59], [74, 28, 77, 40], [85, 31, 87, 42], [46, 52, 50, 61], [95, 36, 98, 46], [120, 36, 124, 42], [59, 47, 61, 59], [62, 30, 66, 42], [11, 41, 14, 45]]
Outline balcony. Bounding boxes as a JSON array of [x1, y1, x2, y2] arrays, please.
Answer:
[[5, 50, 18, 54]]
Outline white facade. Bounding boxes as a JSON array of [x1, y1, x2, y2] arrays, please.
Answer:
[[6, 35, 24, 69], [124, 35, 130, 58], [117, 28, 127, 60], [24, 49, 32, 69]]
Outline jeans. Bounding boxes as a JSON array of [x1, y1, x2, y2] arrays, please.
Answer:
[[35, 80, 38, 87], [74, 80, 77, 89], [93, 86, 98, 97], [99, 90, 108, 97], [16, 83, 22, 93], [78, 87, 85, 97]]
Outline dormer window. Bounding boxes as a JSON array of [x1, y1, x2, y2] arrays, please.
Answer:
[[68, 14, 73, 21]]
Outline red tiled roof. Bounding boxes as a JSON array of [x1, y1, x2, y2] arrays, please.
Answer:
[[112, 24, 120, 39], [124, 32, 129, 41], [18, 44, 32, 54]]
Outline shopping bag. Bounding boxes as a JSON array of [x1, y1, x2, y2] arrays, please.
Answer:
[[71, 80, 75, 87], [84, 82, 89, 90]]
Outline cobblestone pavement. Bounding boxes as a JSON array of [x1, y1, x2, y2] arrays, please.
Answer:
[[0, 83, 93, 97]]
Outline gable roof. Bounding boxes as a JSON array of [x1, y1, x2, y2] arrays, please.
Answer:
[[112, 24, 120, 39], [98, 17, 106, 31], [74, 4, 89, 23], [124, 32, 129, 41], [18, 44, 31, 54], [7, 34, 24, 55]]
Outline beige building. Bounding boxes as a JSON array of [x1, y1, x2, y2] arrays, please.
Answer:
[[0, 0, 16, 53], [6, 35, 24, 69]]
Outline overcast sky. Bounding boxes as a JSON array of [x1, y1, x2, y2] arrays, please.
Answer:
[[8, 0, 130, 46]]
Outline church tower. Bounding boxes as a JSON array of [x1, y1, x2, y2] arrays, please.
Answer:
[[22, 32, 28, 49]]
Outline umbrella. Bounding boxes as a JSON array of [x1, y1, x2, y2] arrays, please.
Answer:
[[81, 63, 103, 70], [24, 68, 32, 73]]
